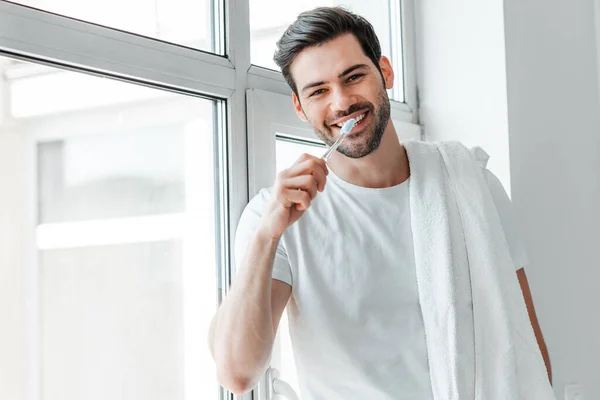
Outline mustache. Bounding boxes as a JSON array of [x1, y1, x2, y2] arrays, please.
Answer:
[[326, 102, 373, 125]]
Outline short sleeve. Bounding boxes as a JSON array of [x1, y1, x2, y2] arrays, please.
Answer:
[[234, 188, 293, 286], [483, 169, 530, 270]]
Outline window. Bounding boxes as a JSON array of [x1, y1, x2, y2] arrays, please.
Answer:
[[10, 0, 224, 54], [1, 55, 223, 399], [250, 0, 407, 102], [0, 1, 416, 399]]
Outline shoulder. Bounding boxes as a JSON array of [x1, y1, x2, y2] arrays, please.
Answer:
[[407, 140, 490, 169], [247, 187, 273, 212], [234, 187, 273, 264], [468, 145, 490, 169], [438, 141, 490, 169], [237, 187, 273, 229]]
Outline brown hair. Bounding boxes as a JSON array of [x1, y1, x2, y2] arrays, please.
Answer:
[[273, 7, 383, 96]]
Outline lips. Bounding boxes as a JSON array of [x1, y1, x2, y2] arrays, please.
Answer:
[[335, 112, 366, 128], [330, 109, 369, 128], [330, 110, 370, 136]]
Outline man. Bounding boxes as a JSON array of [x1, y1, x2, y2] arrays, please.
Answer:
[[209, 6, 552, 399]]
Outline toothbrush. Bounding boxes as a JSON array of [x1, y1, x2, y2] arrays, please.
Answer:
[[321, 118, 356, 161]]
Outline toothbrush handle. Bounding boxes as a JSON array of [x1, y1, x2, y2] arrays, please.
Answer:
[[321, 135, 345, 161]]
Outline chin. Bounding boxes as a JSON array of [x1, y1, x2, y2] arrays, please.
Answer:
[[343, 129, 384, 158], [341, 140, 377, 159]]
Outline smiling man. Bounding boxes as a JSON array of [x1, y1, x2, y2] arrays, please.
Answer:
[[209, 7, 552, 399]]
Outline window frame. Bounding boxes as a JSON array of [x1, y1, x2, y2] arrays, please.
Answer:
[[0, 0, 419, 399]]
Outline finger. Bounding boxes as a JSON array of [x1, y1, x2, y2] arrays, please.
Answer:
[[285, 158, 329, 184], [281, 187, 311, 211], [310, 163, 327, 192], [282, 175, 318, 199], [295, 152, 316, 164]]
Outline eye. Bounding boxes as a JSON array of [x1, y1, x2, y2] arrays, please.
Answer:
[[347, 73, 364, 82], [310, 88, 326, 97]]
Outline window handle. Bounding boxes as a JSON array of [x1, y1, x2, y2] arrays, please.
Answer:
[[267, 367, 300, 400]]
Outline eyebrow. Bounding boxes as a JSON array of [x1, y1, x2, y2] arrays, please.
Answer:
[[300, 64, 370, 94]]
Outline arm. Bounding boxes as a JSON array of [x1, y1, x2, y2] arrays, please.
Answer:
[[517, 267, 552, 385], [209, 229, 292, 394], [482, 170, 552, 383], [209, 154, 327, 394]]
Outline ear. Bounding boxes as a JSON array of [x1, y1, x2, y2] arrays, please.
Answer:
[[292, 92, 308, 122], [379, 56, 395, 90]]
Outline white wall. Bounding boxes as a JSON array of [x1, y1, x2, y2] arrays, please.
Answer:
[[417, 0, 600, 398], [504, 0, 600, 398], [415, 0, 512, 191]]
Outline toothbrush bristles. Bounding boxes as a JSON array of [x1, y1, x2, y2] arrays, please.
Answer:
[[321, 118, 357, 161]]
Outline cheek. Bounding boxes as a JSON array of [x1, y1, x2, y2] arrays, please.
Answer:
[[310, 116, 330, 133], [304, 103, 329, 127]]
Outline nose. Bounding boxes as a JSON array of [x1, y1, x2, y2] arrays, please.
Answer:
[[330, 86, 358, 115]]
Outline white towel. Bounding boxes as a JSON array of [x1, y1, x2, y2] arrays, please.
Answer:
[[403, 140, 555, 400]]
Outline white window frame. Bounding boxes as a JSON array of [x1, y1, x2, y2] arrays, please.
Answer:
[[0, 1, 419, 399]]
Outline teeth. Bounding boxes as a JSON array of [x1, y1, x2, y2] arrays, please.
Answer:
[[336, 113, 366, 128]]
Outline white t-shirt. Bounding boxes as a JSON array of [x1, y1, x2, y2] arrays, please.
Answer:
[[234, 167, 529, 400]]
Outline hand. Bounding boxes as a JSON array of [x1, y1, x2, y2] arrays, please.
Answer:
[[260, 154, 328, 239]]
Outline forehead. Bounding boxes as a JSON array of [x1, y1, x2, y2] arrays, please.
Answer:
[[290, 33, 373, 88]]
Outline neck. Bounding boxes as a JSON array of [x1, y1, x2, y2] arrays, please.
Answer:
[[328, 120, 411, 188]]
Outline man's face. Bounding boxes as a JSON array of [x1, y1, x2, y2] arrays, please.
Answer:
[[290, 33, 394, 159]]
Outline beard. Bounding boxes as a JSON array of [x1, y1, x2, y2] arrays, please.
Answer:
[[312, 86, 391, 159]]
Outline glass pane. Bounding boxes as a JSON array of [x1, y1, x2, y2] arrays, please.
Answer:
[[250, 1, 404, 101], [0, 55, 222, 400], [40, 242, 185, 399], [272, 137, 326, 396], [12, 0, 220, 53], [38, 127, 186, 223], [276, 137, 325, 174]]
